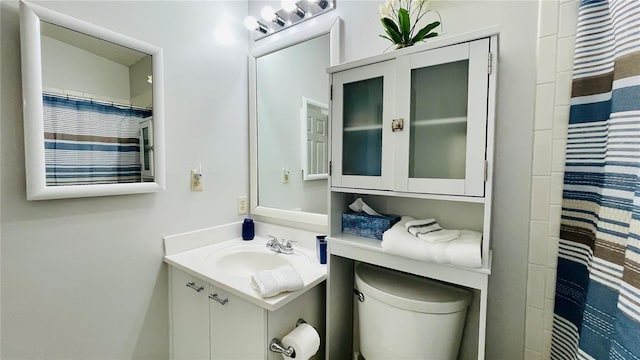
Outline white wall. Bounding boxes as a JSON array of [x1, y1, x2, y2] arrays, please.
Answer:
[[249, 1, 538, 358], [1, 1, 248, 358]]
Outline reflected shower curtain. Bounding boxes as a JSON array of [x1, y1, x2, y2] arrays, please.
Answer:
[[43, 94, 151, 185], [552, 0, 640, 359]]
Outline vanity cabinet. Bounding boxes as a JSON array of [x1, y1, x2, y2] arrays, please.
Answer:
[[169, 267, 325, 360], [326, 29, 498, 360], [169, 269, 265, 359], [331, 38, 491, 197]]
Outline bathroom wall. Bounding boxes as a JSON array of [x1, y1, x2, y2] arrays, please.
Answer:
[[0, 1, 249, 358], [249, 1, 538, 358], [525, 1, 578, 359]]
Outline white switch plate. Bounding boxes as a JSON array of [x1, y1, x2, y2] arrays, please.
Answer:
[[237, 196, 248, 215]]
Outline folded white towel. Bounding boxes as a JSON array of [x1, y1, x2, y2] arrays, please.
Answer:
[[251, 265, 304, 298], [382, 216, 482, 268], [348, 197, 381, 216], [405, 218, 460, 243]]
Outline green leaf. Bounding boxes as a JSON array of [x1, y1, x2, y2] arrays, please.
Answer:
[[398, 8, 411, 43], [410, 21, 440, 43], [379, 34, 395, 42], [381, 18, 402, 43]]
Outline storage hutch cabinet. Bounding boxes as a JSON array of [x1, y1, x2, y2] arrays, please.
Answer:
[[326, 27, 499, 360]]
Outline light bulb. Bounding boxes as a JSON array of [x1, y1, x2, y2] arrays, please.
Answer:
[[243, 16, 268, 34], [282, 0, 306, 18], [261, 6, 286, 26], [243, 16, 259, 31], [261, 6, 277, 21]]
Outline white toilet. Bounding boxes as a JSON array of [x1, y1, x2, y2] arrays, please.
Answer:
[[355, 263, 472, 360]]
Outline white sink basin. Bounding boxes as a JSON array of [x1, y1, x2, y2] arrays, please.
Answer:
[[164, 236, 326, 311], [205, 243, 312, 279]]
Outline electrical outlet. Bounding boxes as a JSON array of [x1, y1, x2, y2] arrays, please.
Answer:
[[282, 168, 290, 184], [237, 196, 248, 215], [191, 169, 203, 191]]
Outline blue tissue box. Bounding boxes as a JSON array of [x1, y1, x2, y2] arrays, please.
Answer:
[[342, 212, 401, 240]]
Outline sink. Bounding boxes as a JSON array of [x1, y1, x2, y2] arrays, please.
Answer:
[[205, 243, 312, 279]]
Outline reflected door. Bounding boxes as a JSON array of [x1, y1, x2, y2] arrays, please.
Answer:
[[331, 60, 395, 190], [394, 39, 490, 196]]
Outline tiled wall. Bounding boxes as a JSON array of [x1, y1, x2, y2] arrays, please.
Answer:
[[525, 1, 578, 359]]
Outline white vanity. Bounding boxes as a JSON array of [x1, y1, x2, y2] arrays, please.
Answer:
[[164, 223, 327, 360]]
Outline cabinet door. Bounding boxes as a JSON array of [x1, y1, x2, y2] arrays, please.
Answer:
[[169, 268, 210, 360], [209, 287, 267, 359], [394, 39, 490, 196], [331, 60, 395, 190]]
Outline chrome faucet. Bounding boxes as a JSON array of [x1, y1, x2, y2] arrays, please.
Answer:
[[266, 235, 294, 254]]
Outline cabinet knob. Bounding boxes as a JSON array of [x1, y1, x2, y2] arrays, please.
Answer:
[[186, 281, 205, 292], [209, 293, 229, 305], [391, 118, 404, 132]]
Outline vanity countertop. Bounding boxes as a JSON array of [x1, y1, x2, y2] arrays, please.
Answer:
[[164, 236, 327, 312]]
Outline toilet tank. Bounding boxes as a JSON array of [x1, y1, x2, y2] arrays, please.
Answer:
[[355, 263, 472, 360]]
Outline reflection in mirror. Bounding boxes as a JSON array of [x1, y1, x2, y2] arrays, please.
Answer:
[[20, 1, 165, 200], [41, 21, 155, 185], [249, 16, 340, 227], [302, 97, 328, 181], [256, 34, 329, 216]]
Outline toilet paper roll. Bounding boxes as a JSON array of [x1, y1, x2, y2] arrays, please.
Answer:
[[281, 323, 320, 360]]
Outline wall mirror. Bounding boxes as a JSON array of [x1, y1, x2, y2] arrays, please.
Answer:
[[249, 15, 340, 227], [19, 1, 165, 200]]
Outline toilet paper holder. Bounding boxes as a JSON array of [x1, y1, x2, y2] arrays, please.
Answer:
[[269, 318, 308, 357]]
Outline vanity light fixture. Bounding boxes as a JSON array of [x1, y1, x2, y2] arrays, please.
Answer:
[[282, 0, 306, 18], [244, 16, 269, 34], [261, 6, 287, 27], [246, 0, 334, 39]]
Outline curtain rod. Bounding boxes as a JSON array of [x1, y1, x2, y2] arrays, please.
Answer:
[[42, 91, 152, 112]]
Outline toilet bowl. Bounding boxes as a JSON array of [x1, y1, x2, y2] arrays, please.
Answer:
[[355, 263, 472, 360]]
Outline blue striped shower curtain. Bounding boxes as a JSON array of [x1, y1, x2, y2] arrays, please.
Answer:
[[43, 94, 152, 186], [552, 0, 640, 359]]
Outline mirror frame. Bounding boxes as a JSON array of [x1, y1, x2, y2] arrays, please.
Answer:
[[249, 14, 341, 228], [19, 0, 166, 200]]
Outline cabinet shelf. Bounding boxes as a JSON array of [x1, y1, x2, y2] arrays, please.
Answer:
[[413, 117, 466, 126], [343, 124, 383, 132], [330, 186, 486, 203], [328, 233, 491, 290]]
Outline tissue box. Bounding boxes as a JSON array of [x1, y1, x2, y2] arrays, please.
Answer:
[[342, 212, 401, 240]]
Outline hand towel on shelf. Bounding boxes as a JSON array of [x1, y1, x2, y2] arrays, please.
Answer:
[[348, 197, 381, 216], [405, 218, 460, 243], [381, 216, 482, 268], [251, 265, 304, 298]]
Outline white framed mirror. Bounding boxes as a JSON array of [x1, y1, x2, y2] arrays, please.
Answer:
[[19, 0, 165, 200], [249, 15, 341, 228]]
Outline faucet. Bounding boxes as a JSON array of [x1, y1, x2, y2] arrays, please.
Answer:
[[266, 235, 294, 254]]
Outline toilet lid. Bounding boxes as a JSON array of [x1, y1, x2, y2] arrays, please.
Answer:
[[355, 263, 472, 314]]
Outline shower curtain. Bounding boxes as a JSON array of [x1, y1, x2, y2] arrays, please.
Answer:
[[43, 94, 152, 186], [552, 0, 640, 359]]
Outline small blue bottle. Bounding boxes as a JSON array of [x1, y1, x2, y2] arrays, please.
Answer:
[[242, 218, 254, 240], [316, 235, 327, 264]]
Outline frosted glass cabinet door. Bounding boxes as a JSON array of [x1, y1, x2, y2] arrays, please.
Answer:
[[331, 60, 395, 190], [394, 38, 490, 196]]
